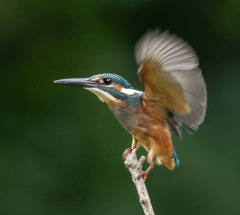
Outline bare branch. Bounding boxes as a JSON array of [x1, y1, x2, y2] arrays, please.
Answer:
[[124, 149, 155, 215]]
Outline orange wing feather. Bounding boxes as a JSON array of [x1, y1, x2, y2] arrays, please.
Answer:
[[135, 29, 207, 131], [139, 61, 190, 114]]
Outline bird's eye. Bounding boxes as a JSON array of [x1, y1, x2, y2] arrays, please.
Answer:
[[103, 78, 112, 85]]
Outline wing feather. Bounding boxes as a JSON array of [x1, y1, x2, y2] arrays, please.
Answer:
[[135, 29, 207, 132]]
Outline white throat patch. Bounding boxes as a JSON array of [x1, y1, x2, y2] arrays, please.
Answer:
[[84, 87, 117, 103]]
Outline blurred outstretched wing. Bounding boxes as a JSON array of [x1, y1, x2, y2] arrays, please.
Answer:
[[135, 30, 207, 135]]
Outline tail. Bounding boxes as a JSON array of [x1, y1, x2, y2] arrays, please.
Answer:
[[172, 145, 180, 166]]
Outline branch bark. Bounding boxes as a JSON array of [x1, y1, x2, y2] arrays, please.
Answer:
[[124, 149, 155, 215]]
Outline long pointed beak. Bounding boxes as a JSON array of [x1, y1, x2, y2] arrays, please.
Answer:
[[54, 78, 98, 88]]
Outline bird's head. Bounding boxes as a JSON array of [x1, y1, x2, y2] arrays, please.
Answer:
[[54, 73, 142, 103]]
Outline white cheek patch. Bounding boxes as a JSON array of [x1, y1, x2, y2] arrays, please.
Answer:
[[120, 88, 142, 95], [84, 87, 117, 103]]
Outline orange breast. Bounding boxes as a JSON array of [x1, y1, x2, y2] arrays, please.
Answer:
[[132, 103, 175, 170]]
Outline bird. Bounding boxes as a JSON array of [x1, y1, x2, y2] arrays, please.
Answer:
[[54, 29, 207, 179]]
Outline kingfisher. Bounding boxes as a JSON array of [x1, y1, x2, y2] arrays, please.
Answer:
[[54, 29, 207, 179]]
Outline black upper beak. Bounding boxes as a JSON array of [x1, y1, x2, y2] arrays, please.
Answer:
[[54, 78, 98, 88]]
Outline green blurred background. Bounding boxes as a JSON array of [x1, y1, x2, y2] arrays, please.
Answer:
[[1, 0, 240, 214]]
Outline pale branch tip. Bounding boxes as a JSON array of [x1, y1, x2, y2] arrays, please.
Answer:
[[124, 149, 155, 215]]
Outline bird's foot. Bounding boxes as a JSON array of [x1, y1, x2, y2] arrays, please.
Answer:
[[122, 148, 133, 161], [136, 170, 148, 180], [136, 162, 154, 180]]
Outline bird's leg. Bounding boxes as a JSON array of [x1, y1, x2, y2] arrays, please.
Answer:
[[136, 162, 155, 180], [122, 135, 138, 161]]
